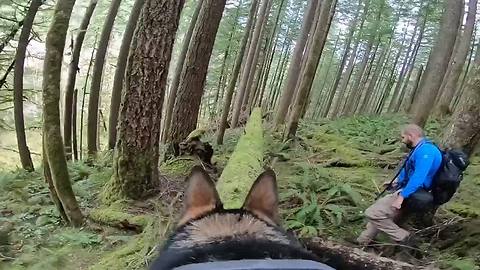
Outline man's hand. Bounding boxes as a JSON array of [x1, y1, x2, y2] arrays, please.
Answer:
[[392, 193, 404, 210]]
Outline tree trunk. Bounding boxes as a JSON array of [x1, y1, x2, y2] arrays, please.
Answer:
[[387, 10, 421, 113], [63, 0, 97, 159], [161, 0, 204, 144], [42, 0, 83, 227], [72, 89, 78, 160], [231, 0, 272, 128], [87, 0, 122, 157], [436, 0, 477, 117], [406, 65, 424, 113], [13, 0, 42, 172], [79, 38, 97, 161], [271, 45, 291, 110], [274, 0, 319, 128], [108, 0, 145, 149], [105, 0, 184, 201], [168, 0, 227, 143], [411, 0, 462, 127], [394, 9, 427, 112], [216, 0, 259, 145], [285, 0, 336, 139], [330, 0, 370, 118], [358, 39, 390, 114], [442, 64, 480, 157]]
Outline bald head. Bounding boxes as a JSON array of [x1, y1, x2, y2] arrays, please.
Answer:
[[401, 124, 425, 149]]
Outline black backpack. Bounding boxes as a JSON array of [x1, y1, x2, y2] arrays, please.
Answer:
[[431, 148, 469, 205]]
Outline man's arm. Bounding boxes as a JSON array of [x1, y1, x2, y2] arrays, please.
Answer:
[[399, 151, 435, 198]]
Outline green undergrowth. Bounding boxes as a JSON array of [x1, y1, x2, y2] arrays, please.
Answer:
[[271, 115, 480, 267]]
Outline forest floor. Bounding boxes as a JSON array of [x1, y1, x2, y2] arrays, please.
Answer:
[[0, 115, 479, 270]]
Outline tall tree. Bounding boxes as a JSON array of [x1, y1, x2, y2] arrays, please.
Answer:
[[13, 0, 42, 172], [105, 0, 184, 201], [161, 0, 204, 144], [168, 0, 227, 143], [436, 0, 477, 117], [442, 64, 480, 157], [87, 0, 122, 157], [216, 0, 259, 144], [411, 0, 462, 127], [285, 0, 336, 138], [42, 0, 83, 226], [63, 0, 98, 159], [274, 0, 319, 128], [108, 0, 145, 149], [230, 0, 272, 128]]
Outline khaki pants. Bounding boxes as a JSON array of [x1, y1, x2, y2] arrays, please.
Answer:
[[357, 193, 410, 244]]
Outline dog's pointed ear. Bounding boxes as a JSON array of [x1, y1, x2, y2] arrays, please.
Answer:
[[178, 166, 222, 225], [242, 169, 279, 225]]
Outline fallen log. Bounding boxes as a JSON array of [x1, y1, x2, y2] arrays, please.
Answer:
[[305, 237, 420, 270]]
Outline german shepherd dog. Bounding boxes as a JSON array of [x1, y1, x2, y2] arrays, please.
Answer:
[[150, 166, 333, 269]]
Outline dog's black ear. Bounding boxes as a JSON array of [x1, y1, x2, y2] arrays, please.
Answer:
[[178, 166, 222, 225], [242, 169, 279, 224]]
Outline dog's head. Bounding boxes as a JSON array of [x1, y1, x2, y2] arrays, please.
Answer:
[[151, 166, 319, 269]]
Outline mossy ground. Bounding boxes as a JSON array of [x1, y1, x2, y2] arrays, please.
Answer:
[[0, 114, 478, 269]]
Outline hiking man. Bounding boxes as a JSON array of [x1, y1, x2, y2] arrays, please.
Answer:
[[357, 124, 443, 245]]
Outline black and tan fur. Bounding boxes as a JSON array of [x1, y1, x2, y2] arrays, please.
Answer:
[[150, 166, 320, 270]]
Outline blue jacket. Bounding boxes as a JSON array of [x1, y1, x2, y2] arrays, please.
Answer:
[[397, 138, 442, 198]]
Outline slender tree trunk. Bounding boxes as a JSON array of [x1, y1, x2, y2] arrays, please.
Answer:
[[0, 60, 15, 89], [387, 11, 421, 112], [394, 10, 427, 112], [359, 39, 390, 114], [454, 37, 480, 110], [63, 0, 97, 159], [72, 89, 78, 160], [231, 0, 272, 128], [411, 0, 462, 127], [442, 64, 480, 157], [108, 0, 145, 149], [42, 146, 68, 223], [330, 0, 370, 118], [286, 0, 336, 138], [271, 45, 291, 110], [274, 0, 319, 128], [80, 37, 97, 160], [105, 0, 184, 201], [216, 0, 259, 144], [43, 0, 83, 227], [161, 0, 204, 143], [87, 0, 122, 157], [406, 65, 424, 113], [436, 0, 477, 117], [168, 0, 227, 143], [14, 0, 42, 172]]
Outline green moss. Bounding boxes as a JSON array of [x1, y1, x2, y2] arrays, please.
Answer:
[[89, 203, 151, 229], [159, 157, 197, 176], [217, 108, 264, 209]]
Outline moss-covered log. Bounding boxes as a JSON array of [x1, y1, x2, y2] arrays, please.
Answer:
[[216, 107, 264, 209]]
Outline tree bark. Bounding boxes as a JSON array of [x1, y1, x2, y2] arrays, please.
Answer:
[[231, 0, 272, 128], [436, 0, 477, 117], [108, 0, 145, 149], [13, 0, 42, 172], [273, 0, 319, 128], [168, 0, 227, 143], [406, 65, 424, 113], [442, 64, 480, 157], [411, 0, 462, 127], [161, 0, 204, 144], [285, 0, 336, 138], [72, 89, 78, 160], [42, 0, 83, 227], [63, 0, 97, 159], [105, 0, 184, 201], [87, 0, 122, 157], [216, 0, 259, 145]]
